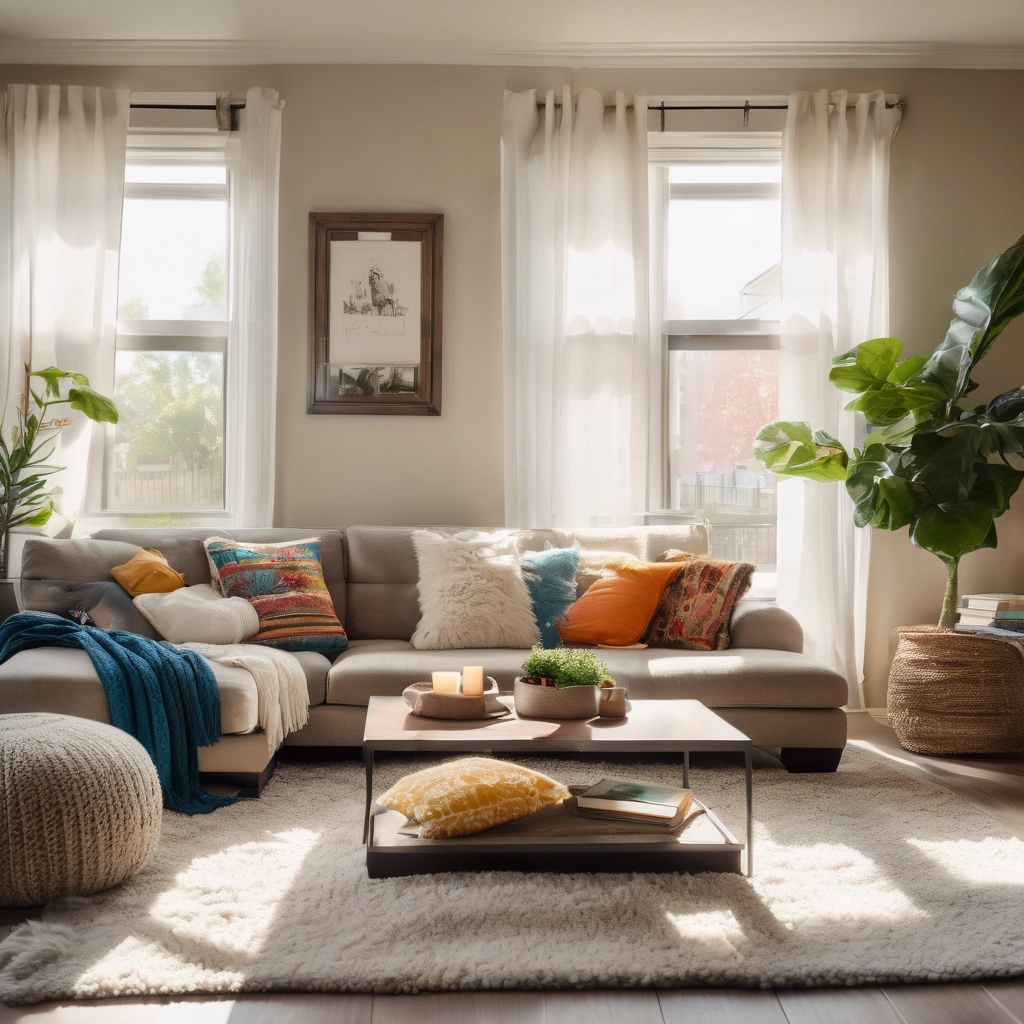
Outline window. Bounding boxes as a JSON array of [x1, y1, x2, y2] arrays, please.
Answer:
[[107, 137, 230, 513], [652, 134, 781, 575]]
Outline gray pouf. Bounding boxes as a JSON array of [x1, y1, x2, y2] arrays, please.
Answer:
[[0, 713, 162, 906]]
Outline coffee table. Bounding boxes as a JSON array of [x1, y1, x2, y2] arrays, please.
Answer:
[[362, 696, 754, 877]]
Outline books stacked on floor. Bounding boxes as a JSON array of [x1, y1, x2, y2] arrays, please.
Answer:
[[573, 778, 701, 831], [956, 594, 1024, 635]]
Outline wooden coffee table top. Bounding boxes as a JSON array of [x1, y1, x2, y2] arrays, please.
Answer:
[[363, 696, 751, 752]]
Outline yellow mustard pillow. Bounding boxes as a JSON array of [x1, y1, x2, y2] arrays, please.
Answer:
[[377, 757, 570, 838], [110, 548, 186, 597]]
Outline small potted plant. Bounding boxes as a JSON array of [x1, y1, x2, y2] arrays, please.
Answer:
[[514, 646, 615, 719]]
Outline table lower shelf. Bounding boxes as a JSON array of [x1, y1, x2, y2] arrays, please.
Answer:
[[367, 802, 743, 877]]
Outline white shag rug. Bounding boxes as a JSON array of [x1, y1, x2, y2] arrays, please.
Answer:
[[3, 744, 1024, 1004]]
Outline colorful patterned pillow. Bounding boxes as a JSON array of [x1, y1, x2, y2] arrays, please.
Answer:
[[643, 553, 755, 651], [521, 547, 580, 649], [203, 537, 347, 654]]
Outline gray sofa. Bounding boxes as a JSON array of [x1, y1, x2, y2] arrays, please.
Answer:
[[0, 524, 849, 792]]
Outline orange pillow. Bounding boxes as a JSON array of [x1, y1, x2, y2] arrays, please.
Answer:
[[556, 560, 683, 647], [110, 548, 185, 596]]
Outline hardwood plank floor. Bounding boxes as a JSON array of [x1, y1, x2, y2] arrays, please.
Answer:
[[882, 982, 1019, 1024], [776, 987, 906, 1024], [2, 714, 1023, 1024], [659, 987, 788, 1023]]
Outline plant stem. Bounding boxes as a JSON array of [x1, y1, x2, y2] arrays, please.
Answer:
[[939, 558, 959, 630]]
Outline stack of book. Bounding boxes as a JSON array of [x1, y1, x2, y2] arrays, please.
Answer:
[[574, 777, 699, 830], [958, 594, 1024, 632]]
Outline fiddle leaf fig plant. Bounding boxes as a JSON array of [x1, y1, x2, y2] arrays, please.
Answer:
[[0, 363, 118, 577], [754, 234, 1024, 630]]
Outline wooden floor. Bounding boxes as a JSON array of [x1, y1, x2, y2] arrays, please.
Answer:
[[3, 712, 1024, 1024]]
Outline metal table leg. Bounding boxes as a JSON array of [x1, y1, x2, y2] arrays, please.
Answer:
[[745, 746, 753, 877], [683, 749, 690, 790], [363, 747, 374, 844]]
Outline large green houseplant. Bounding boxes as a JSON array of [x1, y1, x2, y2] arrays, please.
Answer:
[[754, 235, 1024, 630], [0, 364, 118, 577]]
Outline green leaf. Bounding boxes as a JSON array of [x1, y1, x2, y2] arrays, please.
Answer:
[[845, 459, 918, 530], [911, 501, 997, 562], [895, 431, 982, 505], [753, 421, 849, 482], [30, 366, 90, 398], [844, 379, 949, 426], [922, 234, 1024, 401], [886, 356, 928, 385], [20, 501, 54, 528], [829, 337, 904, 393], [67, 386, 118, 424]]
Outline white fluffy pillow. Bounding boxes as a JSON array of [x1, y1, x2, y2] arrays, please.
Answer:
[[133, 584, 260, 645], [410, 530, 541, 650]]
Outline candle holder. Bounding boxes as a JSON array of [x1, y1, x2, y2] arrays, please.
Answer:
[[404, 677, 509, 720]]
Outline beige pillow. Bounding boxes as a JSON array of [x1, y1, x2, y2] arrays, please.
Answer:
[[377, 757, 570, 838], [574, 550, 643, 596], [133, 584, 260, 645]]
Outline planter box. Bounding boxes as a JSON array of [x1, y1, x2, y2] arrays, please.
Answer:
[[513, 677, 600, 719]]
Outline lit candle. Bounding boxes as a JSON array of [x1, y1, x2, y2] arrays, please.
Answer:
[[432, 671, 460, 694], [462, 666, 484, 696]]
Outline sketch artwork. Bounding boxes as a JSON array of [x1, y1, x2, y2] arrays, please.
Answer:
[[329, 240, 422, 366], [329, 364, 419, 397]]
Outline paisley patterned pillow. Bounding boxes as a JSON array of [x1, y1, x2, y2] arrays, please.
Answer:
[[643, 553, 755, 651], [378, 757, 570, 838], [203, 537, 347, 654]]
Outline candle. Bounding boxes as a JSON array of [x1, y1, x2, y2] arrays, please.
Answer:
[[432, 671, 460, 694], [462, 666, 484, 696]]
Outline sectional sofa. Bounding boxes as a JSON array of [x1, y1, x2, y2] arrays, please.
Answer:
[[0, 524, 849, 792]]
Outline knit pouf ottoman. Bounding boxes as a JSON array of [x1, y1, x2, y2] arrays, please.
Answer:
[[0, 713, 162, 906]]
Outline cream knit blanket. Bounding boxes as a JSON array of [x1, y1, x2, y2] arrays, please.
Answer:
[[181, 644, 310, 752]]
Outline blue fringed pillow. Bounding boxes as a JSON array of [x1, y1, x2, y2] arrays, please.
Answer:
[[521, 548, 581, 649]]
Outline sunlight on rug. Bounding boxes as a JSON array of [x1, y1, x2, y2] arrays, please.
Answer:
[[2, 745, 1024, 1004]]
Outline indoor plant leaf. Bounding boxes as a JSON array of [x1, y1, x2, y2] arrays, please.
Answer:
[[845, 459, 918, 530], [67, 386, 119, 424], [753, 421, 849, 482], [829, 337, 904, 393], [910, 500, 998, 562]]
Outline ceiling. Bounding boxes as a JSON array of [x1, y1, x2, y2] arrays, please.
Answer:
[[1, 0, 1024, 67]]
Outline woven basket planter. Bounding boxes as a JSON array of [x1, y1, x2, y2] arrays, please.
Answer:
[[887, 626, 1024, 755]]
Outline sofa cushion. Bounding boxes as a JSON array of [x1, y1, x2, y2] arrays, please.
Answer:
[[0, 647, 259, 734], [289, 650, 331, 705], [325, 642, 847, 710], [342, 524, 711, 642]]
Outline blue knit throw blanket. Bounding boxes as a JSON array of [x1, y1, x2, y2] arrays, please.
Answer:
[[0, 611, 235, 814]]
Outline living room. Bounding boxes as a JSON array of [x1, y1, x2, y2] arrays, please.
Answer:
[[1, 2, 1024, 1022]]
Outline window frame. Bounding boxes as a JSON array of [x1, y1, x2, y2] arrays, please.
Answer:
[[104, 135, 232, 516], [650, 132, 782, 578]]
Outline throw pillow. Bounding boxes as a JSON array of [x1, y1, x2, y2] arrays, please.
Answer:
[[133, 584, 260, 646], [203, 537, 348, 654], [410, 530, 540, 650], [110, 548, 185, 596], [556, 560, 683, 647], [521, 547, 580, 649], [378, 756, 570, 838], [574, 549, 641, 596], [644, 554, 755, 651], [58, 581, 161, 638]]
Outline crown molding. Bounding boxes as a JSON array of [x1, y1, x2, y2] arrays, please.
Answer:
[[0, 38, 1022, 69]]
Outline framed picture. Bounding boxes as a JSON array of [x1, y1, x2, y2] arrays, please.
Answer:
[[308, 212, 443, 415]]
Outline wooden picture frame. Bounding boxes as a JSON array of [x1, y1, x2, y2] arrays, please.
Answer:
[[308, 212, 443, 415]]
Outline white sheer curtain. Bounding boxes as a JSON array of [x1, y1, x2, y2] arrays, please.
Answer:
[[0, 84, 129, 522], [501, 87, 650, 527], [225, 86, 283, 527], [778, 90, 900, 707]]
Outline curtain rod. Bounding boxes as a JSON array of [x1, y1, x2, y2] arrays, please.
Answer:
[[129, 101, 246, 132], [651, 98, 903, 130]]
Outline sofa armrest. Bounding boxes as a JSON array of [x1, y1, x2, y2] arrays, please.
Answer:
[[729, 598, 803, 653]]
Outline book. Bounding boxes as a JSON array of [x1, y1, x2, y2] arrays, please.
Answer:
[[577, 778, 693, 820], [995, 611, 1024, 620], [955, 624, 1024, 640], [572, 802, 704, 831], [963, 594, 1024, 612]]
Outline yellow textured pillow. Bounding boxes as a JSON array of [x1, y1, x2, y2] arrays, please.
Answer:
[[110, 548, 186, 597], [378, 757, 570, 838]]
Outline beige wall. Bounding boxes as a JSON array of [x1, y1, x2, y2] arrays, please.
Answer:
[[3, 62, 1024, 706]]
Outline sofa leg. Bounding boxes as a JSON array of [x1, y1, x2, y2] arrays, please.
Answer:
[[779, 747, 844, 773]]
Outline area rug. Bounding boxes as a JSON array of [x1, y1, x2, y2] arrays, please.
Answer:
[[3, 744, 1024, 1004]]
